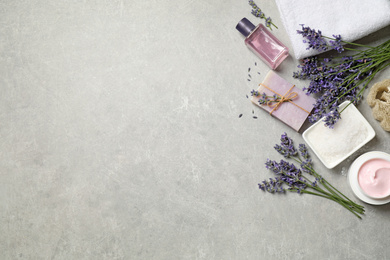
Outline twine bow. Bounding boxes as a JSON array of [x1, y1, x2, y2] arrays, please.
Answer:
[[259, 83, 310, 115]]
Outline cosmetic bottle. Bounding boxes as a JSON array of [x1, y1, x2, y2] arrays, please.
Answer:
[[236, 18, 289, 69]]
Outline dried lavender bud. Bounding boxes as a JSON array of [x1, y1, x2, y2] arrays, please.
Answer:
[[265, 17, 271, 28], [280, 132, 298, 156], [329, 34, 344, 53], [295, 25, 390, 127], [248, 0, 277, 30], [298, 143, 310, 160], [258, 177, 284, 193], [323, 109, 341, 128], [250, 90, 260, 97], [259, 133, 365, 218], [300, 159, 313, 174], [297, 24, 328, 52]]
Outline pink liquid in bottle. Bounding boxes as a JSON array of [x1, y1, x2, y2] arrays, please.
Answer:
[[236, 18, 289, 69]]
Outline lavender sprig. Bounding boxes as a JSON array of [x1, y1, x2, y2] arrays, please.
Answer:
[[248, 0, 277, 30], [294, 24, 390, 128], [259, 133, 365, 219], [250, 90, 294, 106]]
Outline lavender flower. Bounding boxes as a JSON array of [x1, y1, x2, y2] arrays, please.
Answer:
[[250, 89, 260, 97], [248, 1, 277, 30], [273, 132, 298, 159], [329, 34, 344, 53], [259, 133, 365, 218], [265, 17, 272, 28], [298, 144, 313, 173], [323, 109, 341, 128], [257, 95, 269, 105], [258, 177, 285, 193], [280, 132, 296, 150], [294, 24, 390, 128], [253, 92, 295, 106], [297, 25, 328, 51], [298, 144, 309, 159]]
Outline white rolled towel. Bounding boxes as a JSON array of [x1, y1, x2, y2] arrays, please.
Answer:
[[275, 0, 390, 59]]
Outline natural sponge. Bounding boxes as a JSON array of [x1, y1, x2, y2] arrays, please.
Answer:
[[367, 79, 390, 132]]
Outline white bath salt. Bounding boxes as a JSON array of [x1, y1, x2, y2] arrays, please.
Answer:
[[305, 104, 369, 166]]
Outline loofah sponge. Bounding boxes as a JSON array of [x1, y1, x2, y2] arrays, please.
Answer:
[[367, 79, 390, 132]]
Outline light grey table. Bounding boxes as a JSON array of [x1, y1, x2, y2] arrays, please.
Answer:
[[1, 1, 390, 259]]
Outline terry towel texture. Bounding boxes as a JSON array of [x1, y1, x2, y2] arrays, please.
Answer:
[[275, 0, 390, 59]]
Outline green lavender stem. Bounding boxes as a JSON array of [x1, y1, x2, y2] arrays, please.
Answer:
[[301, 176, 363, 213], [292, 157, 364, 217], [294, 189, 363, 219], [248, 0, 277, 30]]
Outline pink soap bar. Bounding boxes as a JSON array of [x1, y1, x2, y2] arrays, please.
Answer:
[[251, 70, 316, 131]]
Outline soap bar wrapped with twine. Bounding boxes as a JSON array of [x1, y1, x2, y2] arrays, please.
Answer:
[[251, 70, 316, 131]]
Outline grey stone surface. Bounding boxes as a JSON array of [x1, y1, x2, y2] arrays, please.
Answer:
[[1, 1, 390, 259]]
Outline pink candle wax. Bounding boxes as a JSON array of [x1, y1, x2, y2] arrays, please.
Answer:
[[358, 158, 390, 198]]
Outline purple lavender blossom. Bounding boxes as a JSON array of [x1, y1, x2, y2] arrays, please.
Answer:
[[250, 89, 260, 97], [297, 25, 328, 51], [323, 109, 341, 128], [274, 132, 298, 158], [294, 25, 389, 128], [298, 144, 309, 159], [298, 144, 313, 173], [261, 134, 314, 193], [280, 132, 295, 149], [258, 177, 285, 193], [258, 133, 365, 218], [248, 1, 277, 30], [256, 92, 270, 105], [298, 144, 313, 172], [297, 25, 345, 53], [293, 54, 369, 127], [253, 91, 296, 107], [265, 17, 272, 28], [263, 158, 306, 193], [329, 34, 344, 53]]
